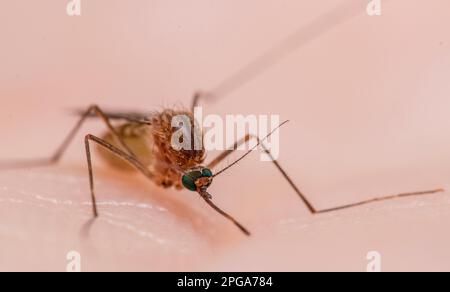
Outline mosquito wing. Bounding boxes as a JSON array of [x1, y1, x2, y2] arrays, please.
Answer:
[[72, 108, 155, 124]]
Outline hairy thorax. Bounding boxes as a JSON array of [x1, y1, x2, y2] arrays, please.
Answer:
[[97, 109, 206, 190]]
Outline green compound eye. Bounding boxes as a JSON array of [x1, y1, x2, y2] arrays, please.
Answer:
[[182, 168, 214, 192], [182, 171, 202, 191], [202, 168, 213, 178], [182, 175, 196, 191]]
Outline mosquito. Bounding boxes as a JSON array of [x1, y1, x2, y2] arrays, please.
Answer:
[[1, 1, 444, 236]]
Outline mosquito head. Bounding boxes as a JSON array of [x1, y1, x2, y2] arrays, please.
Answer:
[[181, 167, 214, 192]]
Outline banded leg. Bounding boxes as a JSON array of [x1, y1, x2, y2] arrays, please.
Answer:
[[208, 134, 444, 214]]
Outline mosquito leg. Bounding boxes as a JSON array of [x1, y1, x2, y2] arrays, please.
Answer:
[[0, 104, 135, 169], [191, 91, 213, 112], [208, 134, 444, 214], [208, 134, 316, 213], [84, 134, 153, 217], [191, 90, 226, 111], [190, 2, 366, 112], [199, 191, 250, 236], [313, 189, 445, 214]]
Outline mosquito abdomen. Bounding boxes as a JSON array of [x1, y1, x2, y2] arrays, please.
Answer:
[[97, 123, 155, 171]]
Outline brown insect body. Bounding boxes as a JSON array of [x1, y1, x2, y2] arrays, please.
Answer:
[[98, 109, 205, 190]]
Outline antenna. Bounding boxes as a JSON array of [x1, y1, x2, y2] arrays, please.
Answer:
[[213, 120, 289, 177]]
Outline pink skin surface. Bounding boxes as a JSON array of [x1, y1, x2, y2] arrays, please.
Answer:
[[1, 0, 450, 271]]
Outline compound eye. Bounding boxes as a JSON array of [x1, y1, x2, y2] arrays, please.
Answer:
[[181, 171, 203, 192], [182, 175, 196, 191], [202, 168, 213, 178]]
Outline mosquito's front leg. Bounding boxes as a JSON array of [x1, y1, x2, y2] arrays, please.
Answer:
[[84, 134, 154, 217], [198, 191, 251, 236], [208, 134, 444, 214]]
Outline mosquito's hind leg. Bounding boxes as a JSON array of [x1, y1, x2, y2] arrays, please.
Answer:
[[84, 134, 154, 217], [313, 189, 445, 214], [0, 104, 135, 170], [208, 134, 444, 214]]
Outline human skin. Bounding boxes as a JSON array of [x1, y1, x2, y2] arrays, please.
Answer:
[[0, 0, 450, 271]]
